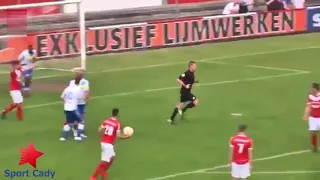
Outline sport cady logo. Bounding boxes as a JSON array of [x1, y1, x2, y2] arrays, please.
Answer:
[[3, 142, 56, 179], [18, 142, 44, 168]]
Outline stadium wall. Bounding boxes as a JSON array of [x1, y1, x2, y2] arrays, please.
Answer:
[[63, 0, 163, 13], [4, 7, 320, 61], [0, 0, 60, 16]]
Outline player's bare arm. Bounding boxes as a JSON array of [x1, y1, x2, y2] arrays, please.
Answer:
[[248, 148, 253, 169], [304, 103, 311, 121], [98, 125, 106, 137], [116, 131, 129, 139], [229, 144, 234, 167], [176, 78, 189, 88], [84, 91, 89, 100]]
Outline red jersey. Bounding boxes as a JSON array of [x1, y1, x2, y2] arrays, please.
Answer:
[[101, 117, 121, 145], [308, 94, 320, 118], [10, 69, 22, 91], [230, 135, 252, 165]]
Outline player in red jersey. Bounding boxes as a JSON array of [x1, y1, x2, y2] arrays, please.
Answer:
[[1, 61, 23, 121], [303, 83, 320, 152], [90, 108, 129, 180], [229, 124, 253, 180]]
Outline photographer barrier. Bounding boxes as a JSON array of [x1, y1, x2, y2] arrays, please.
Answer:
[[6, 7, 320, 59]]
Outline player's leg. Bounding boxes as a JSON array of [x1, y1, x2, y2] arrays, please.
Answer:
[[310, 131, 318, 152], [181, 94, 199, 118], [308, 117, 318, 152], [74, 111, 85, 141], [60, 112, 73, 141], [2, 91, 23, 120], [22, 69, 33, 96], [168, 95, 186, 124], [91, 143, 115, 180], [78, 104, 87, 138]]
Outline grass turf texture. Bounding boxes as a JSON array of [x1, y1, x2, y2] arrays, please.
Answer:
[[0, 33, 320, 180]]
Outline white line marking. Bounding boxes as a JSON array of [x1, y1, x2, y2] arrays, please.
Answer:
[[145, 148, 311, 180], [37, 67, 72, 72], [202, 60, 309, 73], [198, 170, 320, 175], [4, 46, 315, 80], [24, 72, 307, 109]]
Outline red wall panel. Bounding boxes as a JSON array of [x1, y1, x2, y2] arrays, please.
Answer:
[[0, 0, 60, 16]]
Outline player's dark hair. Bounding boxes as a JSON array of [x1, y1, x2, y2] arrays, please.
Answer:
[[312, 83, 319, 90], [238, 124, 247, 132], [112, 108, 119, 117], [188, 61, 196, 67]]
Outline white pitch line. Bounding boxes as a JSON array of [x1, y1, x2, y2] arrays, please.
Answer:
[[20, 46, 318, 80], [202, 60, 309, 73], [145, 148, 311, 180], [0, 46, 315, 77], [24, 71, 307, 110], [198, 170, 320, 175]]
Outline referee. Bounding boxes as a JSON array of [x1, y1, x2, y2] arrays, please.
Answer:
[[167, 61, 199, 124]]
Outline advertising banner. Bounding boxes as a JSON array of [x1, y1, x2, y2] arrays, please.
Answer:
[[6, 9, 307, 59], [307, 6, 320, 31]]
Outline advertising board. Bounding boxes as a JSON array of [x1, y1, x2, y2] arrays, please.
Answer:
[[307, 6, 320, 31], [5, 9, 308, 59]]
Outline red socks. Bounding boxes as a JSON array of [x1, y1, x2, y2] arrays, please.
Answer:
[[3, 104, 17, 114], [92, 160, 114, 179], [2, 104, 23, 121], [92, 162, 107, 178], [312, 134, 317, 147], [17, 104, 23, 121]]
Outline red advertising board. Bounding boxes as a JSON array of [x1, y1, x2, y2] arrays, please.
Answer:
[[2, 9, 307, 62], [167, 0, 219, 5], [0, 0, 60, 16]]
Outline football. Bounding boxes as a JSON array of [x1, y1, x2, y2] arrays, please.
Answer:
[[123, 126, 134, 136]]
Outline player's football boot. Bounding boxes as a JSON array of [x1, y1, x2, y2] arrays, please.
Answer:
[[74, 136, 83, 141], [1, 112, 6, 120], [89, 176, 96, 180], [313, 146, 318, 153], [167, 119, 177, 125], [59, 137, 66, 141], [81, 134, 88, 138]]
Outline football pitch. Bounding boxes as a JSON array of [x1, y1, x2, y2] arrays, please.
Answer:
[[1, 33, 320, 180]]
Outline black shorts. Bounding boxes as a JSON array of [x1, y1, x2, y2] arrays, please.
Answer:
[[180, 93, 196, 103]]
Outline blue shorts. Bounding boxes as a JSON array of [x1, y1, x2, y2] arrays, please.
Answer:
[[77, 104, 86, 116], [23, 69, 33, 77], [65, 110, 82, 124]]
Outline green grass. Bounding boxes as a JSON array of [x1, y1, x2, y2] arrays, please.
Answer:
[[1, 33, 320, 180]]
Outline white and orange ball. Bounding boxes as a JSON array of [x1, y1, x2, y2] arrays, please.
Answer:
[[123, 126, 134, 137]]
